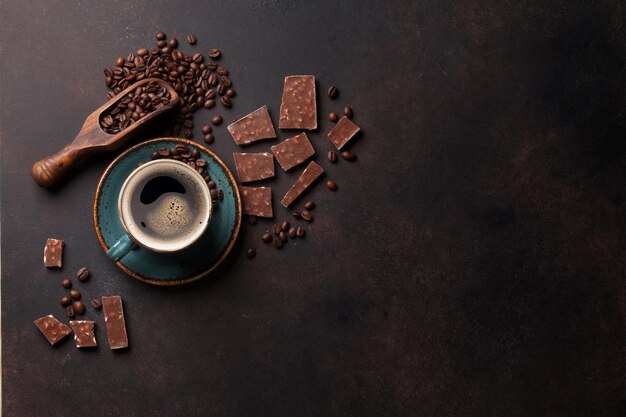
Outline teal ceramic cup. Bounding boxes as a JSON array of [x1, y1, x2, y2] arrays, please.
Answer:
[[107, 159, 212, 262]]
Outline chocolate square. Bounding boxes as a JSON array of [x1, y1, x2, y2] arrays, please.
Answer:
[[278, 75, 317, 130], [327, 116, 360, 150], [102, 296, 129, 350], [34, 315, 72, 346], [233, 152, 275, 183], [281, 161, 325, 207], [240, 186, 273, 218], [43, 238, 64, 268], [271, 133, 316, 172], [227, 105, 277, 146], [69, 320, 97, 348]]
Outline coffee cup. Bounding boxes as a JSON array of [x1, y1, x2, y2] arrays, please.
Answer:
[[106, 159, 212, 262]]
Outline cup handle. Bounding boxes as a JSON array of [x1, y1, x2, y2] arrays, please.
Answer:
[[106, 235, 137, 262]]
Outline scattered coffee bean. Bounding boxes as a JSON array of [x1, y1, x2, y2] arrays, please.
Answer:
[[156, 32, 166, 41], [288, 227, 297, 238], [272, 237, 283, 249], [341, 150, 357, 162], [191, 149, 201, 159], [281, 221, 290, 232], [246, 248, 257, 259], [66, 305, 75, 318], [272, 224, 282, 235], [211, 115, 223, 125], [328, 86, 338, 98], [169, 38, 178, 48], [115, 57, 125, 67], [296, 226, 306, 238], [216, 83, 226, 96], [76, 267, 89, 281], [186, 34, 197, 45], [329, 112, 339, 122], [248, 215, 257, 225], [301, 210, 313, 222], [217, 66, 228, 76], [207, 180, 216, 189], [326, 180, 338, 191], [61, 279, 72, 289], [208, 48, 221, 59], [73, 301, 86, 315], [279, 231, 288, 242], [262, 232, 273, 243], [204, 99, 216, 109], [60, 296, 72, 307], [343, 106, 353, 118], [226, 88, 236, 98], [202, 124, 212, 134], [204, 134, 214, 144], [91, 299, 102, 310], [292, 211, 303, 220], [70, 290, 81, 300], [328, 151, 337, 163], [220, 96, 232, 108], [137, 48, 149, 57], [157, 39, 167, 48], [304, 201, 315, 210]]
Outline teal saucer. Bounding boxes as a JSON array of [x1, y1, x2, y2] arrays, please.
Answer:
[[93, 138, 242, 285]]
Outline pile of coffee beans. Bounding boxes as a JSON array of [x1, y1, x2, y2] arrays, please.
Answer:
[[59, 267, 91, 317], [104, 32, 235, 139], [100, 80, 172, 134]]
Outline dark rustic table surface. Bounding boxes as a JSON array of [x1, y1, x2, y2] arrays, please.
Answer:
[[1, 1, 625, 416]]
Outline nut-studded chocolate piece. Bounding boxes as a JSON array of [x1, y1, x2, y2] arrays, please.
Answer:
[[69, 320, 97, 348], [281, 161, 324, 208], [227, 105, 277, 146], [102, 296, 129, 350], [327, 116, 360, 150], [34, 315, 72, 346], [233, 152, 275, 183], [240, 186, 273, 218], [43, 238, 64, 268], [278, 75, 317, 130], [271, 133, 316, 172]]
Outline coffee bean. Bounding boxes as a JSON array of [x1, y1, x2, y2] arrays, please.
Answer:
[[272, 237, 283, 249], [191, 149, 200, 158], [217, 66, 228, 75], [329, 112, 339, 122], [115, 57, 125, 67], [195, 157, 205, 166], [137, 48, 149, 57], [326, 180, 337, 191], [60, 296, 72, 307], [91, 299, 102, 310], [207, 180, 216, 189], [272, 224, 281, 235], [184, 129, 193, 138], [204, 134, 214, 144], [246, 248, 256, 259], [207, 61, 218, 70], [186, 34, 197, 45], [296, 226, 306, 238], [157, 39, 167, 48], [279, 231, 288, 242], [281, 221, 290, 231], [328, 86, 338, 98], [304, 201, 315, 210], [292, 211, 303, 220], [248, 215, 257, 225], [216, 83, 226, 96], [211, 115, 223, 125], [61, 279, 72, 289], [343, 106, 353, 118], [208, 48, 221, 59], [73, 301, 86, 315], [220, 96, 232, 108], [202, 124, 212, 134], [262, 232, 273, 243], [226, 88, 236, 97], [221, 76, 232, 87], [156, 32, 166, 41], [151, 151, 159, 160], [66, 306, 75, 318], [169, 38, 178, 48], [341, 150, 357, 162], [70, 290, 81, 300], [204, 99, 216, 109], [288, 227, 297, 238], [301, 210, 313, 222], [76, 267, 89, 281], [327, 151, 337, 163]]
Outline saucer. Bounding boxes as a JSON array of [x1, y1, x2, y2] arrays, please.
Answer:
[[93, 138, 242, 285]]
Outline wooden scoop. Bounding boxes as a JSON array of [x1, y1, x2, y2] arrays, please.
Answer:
[[32, 78, 179, 188]]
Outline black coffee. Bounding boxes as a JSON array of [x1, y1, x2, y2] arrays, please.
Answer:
[[140, 176, 186, 205]]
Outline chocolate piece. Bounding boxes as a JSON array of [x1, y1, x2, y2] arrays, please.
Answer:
[[69, 321, 97, 348], [271, 133, 316, 171], [327, 116, 360, 150], [102, 296, 129, 350], [34, 315, 71, 346], [227, 105, 277, 146], [240, 186, 273, 218], [43, 238, 64, 268], [233, 152, 275, 183], [279, 75, 317, 130], [281, 161, 325, 207]]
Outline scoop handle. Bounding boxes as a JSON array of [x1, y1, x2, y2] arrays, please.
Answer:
[[31, 144, 92, 188]]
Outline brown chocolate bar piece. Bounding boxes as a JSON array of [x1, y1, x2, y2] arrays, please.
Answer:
[[102, 296, 129, 350], [233, 152, 275, 183], [34, 315, 71, 346], [227, 105, 277, 146], [69, 320, 97, 348], [281, 161, 325, 207], [240, 186, 273, 218], [278, 75, 317, 130], [271, 133, 316, 172], [43, 238, 64, 268], [327, 116, 360, 150]]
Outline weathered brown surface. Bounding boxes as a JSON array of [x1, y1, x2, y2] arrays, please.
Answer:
[[1, 1, 625, 416]]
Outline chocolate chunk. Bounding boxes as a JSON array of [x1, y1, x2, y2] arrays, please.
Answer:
[[281, 161, 325, 208], [240, 186, 273, 218], [43, 238, 64, 268], [34, 315, 71, 346], [327, 116, 360, 150], [271, 133, 316, 172], [279, 75, 317, 130], [227, 105, 277, 146], [69, 320, 97, 348], [102, 296, 129, 350], [233, 152, 275, 183]]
